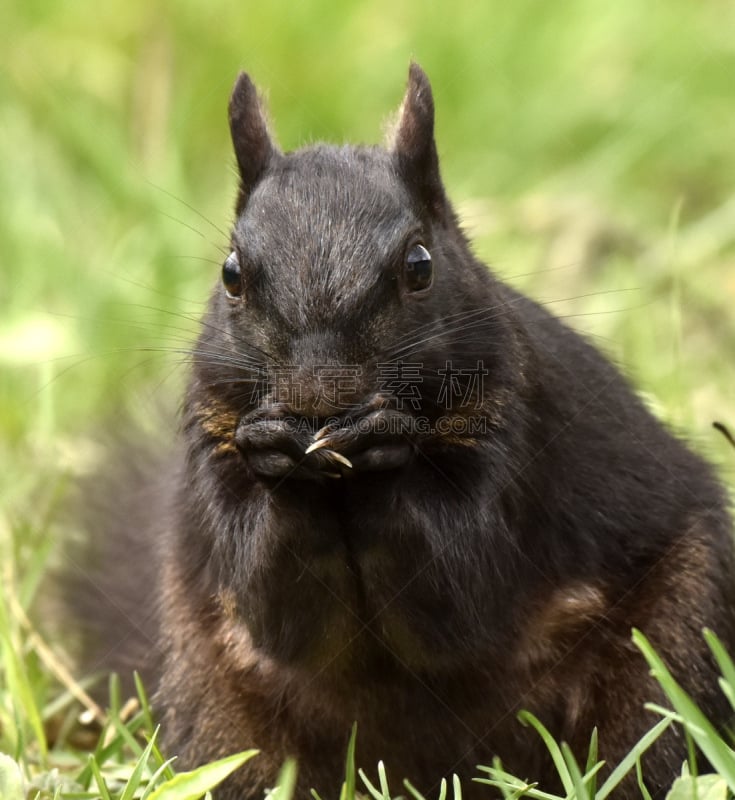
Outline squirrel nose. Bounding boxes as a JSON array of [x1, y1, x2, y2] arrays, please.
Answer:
[[272, 333, 364, 418], [270, 362, 363, 418]]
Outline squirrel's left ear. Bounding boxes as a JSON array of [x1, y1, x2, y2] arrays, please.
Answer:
[[229, 72, 279, 211], [392, 63, 446, 217]]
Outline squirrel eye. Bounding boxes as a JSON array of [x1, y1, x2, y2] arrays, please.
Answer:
[[222, 251, 243, 298], [404, 244, 433, 292]]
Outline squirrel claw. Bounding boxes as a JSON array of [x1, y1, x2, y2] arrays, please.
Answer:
[[311, 423, 337, 443], [321, 450, 353, 469], [305, 438, 333, 455]]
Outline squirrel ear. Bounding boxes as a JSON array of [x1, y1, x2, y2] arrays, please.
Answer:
[[228, 72, 277, 207], [392, 63, 446, 216]]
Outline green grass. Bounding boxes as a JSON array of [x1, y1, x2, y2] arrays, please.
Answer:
[[2, 630, 735, 799], [1, 1, 735, 798]]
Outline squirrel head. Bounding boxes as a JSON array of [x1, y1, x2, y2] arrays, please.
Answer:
[[194, 64, 513, 424]]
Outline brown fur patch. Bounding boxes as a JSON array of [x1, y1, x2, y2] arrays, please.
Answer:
[[517, 583, 608, 670], [191, 397, 239, 443]]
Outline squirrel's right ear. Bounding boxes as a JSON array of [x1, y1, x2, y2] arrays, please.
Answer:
[[228, 73, 278, 208]]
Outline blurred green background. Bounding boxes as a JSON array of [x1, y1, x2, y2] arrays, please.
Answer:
[[2, 0, 734, 533]]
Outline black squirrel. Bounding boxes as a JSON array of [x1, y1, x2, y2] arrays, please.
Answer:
[[71, 64, 735, 798]]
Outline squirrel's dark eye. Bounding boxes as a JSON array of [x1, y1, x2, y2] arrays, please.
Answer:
[[222, 251, 243, 298], [404, 244, 433, 292]]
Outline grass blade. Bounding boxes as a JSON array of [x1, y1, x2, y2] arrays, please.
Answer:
[[584, 728, 598, 796], [120, 726, 160, 800], [134, 671, 156, 734], [358, 767, 385, 800], [561, 742, 587, 800], [0, 586, 48, 762], [271, 758, 298, 800], [704, 630, 735, 715], [404, 778, 428, 800], [474, 763, 558, 800], [634, 758, 653, 800], [340, 723, 357, 800], [87, 753, 113, 800], [108, 673, 122, 718], [704, 630, 735, 692], [633, 629, 735, 789], [517, 711, 573, 796], [595, 717, 671, 800], [378, 761, 391, 799], [146, 750, 258, 800], [141, 758, 179, 800]]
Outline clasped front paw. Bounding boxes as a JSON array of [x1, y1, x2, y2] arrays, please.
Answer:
[[305, 407, 415, 473], [234, 406, 353, 482], [235, 402, 415, 482]]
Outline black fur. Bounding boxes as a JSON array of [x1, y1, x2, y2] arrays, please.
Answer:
[[71, 64, 735, 799]]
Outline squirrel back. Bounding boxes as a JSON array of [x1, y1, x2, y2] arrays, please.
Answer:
[[69, 64, 735, 799]]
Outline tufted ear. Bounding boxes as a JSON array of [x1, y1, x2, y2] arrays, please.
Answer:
[[228, 72, 278, 210], [392, 63, 446, 217]]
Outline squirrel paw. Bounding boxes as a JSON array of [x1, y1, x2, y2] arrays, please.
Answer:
[[306, 407, 415, 473], [235, 412, 342, 481]]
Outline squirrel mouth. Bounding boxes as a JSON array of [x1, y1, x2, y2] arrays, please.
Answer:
[[234, 397, 417, 481]]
